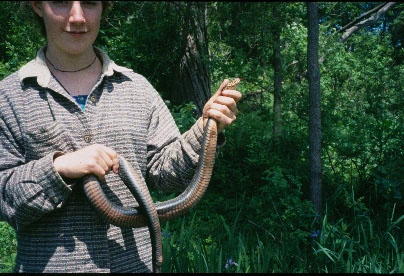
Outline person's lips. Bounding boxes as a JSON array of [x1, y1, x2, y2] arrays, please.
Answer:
[[67, 30, 87, 36]]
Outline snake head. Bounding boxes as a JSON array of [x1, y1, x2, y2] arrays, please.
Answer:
[[224, 78, 241, 90]]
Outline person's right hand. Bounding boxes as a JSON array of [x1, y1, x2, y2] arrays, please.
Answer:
[[53, 144, 119, 180]]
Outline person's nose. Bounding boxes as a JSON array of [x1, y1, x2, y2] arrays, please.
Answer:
[[69, 1, 86, 24]]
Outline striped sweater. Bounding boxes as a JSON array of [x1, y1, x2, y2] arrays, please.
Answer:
[[0, 46, 208, 272]]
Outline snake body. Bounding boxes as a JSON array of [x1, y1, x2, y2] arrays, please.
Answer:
[[82, 78, 240, 273]]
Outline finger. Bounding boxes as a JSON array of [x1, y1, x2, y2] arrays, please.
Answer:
[[93, 166, 107, 181], [207, 108, 236, 133], [209, 108, 236, 122], [102, 146, 119, 173], [211, 103, 237, 122], [99, 150, 119, 175], [94, 145, 118, 168], [208, 104, 235, 123], [213, 96, 238, 115], [84, 145, 116, 177], [221, 89, 242, 104], [203, 79, 230, 120]]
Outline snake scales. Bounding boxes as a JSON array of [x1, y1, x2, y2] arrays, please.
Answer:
[[82, 78, 240, 273]]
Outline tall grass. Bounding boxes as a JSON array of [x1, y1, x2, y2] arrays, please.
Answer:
[[310, 204, 404, 273], [160, 212, 309, 273], [159, 206, 404, 273]]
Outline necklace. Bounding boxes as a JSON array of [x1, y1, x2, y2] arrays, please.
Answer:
[[45, 54, 97, 73]]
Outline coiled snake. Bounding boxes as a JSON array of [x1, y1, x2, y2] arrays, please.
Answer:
[[82, 78, 240, 273]]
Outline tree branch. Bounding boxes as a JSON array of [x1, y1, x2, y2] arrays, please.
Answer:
[[335, 2, 387, 35], [339, 2, 398, 43]]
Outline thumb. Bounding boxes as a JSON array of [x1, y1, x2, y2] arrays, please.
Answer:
[[203, 79, 228, 118], [211, 79, 230, 102]]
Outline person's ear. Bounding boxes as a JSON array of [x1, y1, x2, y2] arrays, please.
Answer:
[[30, 1, 44, 17]]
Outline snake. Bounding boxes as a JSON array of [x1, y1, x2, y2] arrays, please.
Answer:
[[82, 78, 240, 273]]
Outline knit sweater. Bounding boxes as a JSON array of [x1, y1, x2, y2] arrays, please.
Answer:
[[0, 46, 207, 272]]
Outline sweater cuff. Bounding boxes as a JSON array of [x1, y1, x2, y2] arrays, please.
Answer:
[[34, 151, 73, 207]]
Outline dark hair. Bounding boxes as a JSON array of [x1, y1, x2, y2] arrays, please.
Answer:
[[20, 1, 113, 38]]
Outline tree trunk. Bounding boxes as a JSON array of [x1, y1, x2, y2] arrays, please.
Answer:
[[307, 2, 322, 217], [172, 2, 211, 116], [272, 5, 283, 145]]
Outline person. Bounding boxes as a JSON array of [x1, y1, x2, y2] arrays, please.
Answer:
[[0, 1, 242, 273]]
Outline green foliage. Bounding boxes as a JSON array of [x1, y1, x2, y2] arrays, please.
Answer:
[[0, 2, 45, 71], [167, 101, 198, 134], [318, 28, 404, 219], [98, 2, 184, 97], [0, 222, 16, 273]]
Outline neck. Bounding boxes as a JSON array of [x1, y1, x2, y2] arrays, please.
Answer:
[[45, 46, 98, 73]]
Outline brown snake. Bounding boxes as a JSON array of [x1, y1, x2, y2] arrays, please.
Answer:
[[82, 78, 240, 273]]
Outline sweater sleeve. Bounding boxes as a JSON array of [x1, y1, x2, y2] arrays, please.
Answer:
[[145, 88, 206, 193], [0, 91, 72, 231]]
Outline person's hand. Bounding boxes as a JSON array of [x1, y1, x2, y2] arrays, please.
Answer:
[[202, 79, 242, 133], [53, 144, 119, 180]]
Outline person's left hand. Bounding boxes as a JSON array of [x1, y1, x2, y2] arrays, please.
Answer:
[[202, 79, 242, 133]]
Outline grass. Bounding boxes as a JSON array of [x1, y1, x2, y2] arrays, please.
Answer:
[[159, 212, 310, 273], [159, 205, 404, 273]]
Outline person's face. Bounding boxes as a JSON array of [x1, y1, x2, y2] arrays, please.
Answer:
[[31, 1, 103, 56]]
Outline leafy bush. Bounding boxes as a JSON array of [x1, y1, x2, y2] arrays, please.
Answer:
[[0, 222, 16, 273]]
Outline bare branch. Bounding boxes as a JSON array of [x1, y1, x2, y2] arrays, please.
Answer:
[[335, 2, 387, 35], [339, 2, 398, 43]]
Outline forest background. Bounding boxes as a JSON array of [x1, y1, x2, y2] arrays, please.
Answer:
[[1, 1, 404, 273]]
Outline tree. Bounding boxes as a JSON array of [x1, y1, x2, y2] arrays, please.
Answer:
[[172, 2, 211, 116], [307, 2, 322, 217], [272, 4, 283, 145], [104, 2, 211, 116]]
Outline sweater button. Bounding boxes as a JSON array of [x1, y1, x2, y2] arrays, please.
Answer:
[[84, 135, 92, 143], [90, 95, 97, 103]]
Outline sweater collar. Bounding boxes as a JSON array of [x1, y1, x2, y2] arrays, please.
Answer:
[[18, 46, 132, 87]]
